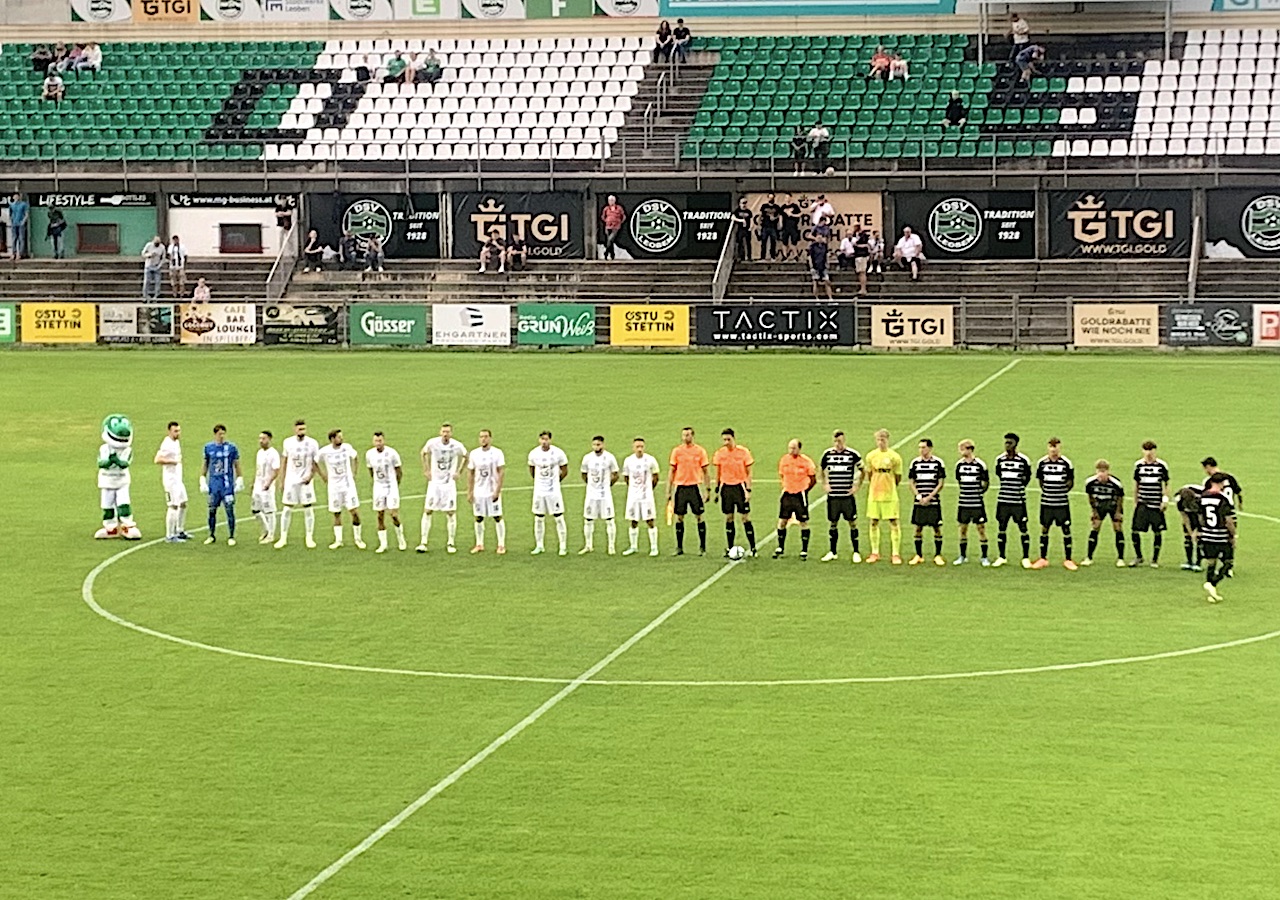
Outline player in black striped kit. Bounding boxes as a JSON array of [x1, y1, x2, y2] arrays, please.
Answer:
[[1201, 456, 1242, 578], [1082, 460, 1126, 567], [1032, 437, 1076, 570], [819, 431, 862, 563], [908, 439, 947, 566], [992, 432, 1033, 568], [1176, 484, 1204, 571], [1198, 473, 1237, 603], [1131, 440, 1171, 568], [953, 439, 990, 566]]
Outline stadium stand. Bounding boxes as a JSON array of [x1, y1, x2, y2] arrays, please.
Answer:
[[0, 257, 274, 299]]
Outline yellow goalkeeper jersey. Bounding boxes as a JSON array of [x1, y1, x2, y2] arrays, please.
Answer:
[[864, 448, 903, 502]]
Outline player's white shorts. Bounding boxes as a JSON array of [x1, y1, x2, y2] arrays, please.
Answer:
[[626, 496, 657, 522], [584, 497, 615, 520], [252, 489, 276, 514], [100, 485, 132, 509], [282, 481, 317, 506], [425, 481, 458, 512], [163, 480, 188, 507], [532, 492, 565, 516], [373, 486, 401, 512], [328, 485, 360, 513], [473, 496, 504, 519]]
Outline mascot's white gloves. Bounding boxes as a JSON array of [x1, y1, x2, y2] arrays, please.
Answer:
[[234, 476, 245, 494], [199, 475, 209, 494]]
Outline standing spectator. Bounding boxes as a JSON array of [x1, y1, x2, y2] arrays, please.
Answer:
[[365, 234, 385, 273], [141, 236, 166, 299], [46, 207, 67, 259], [478, 229, 504, 274], [888, 54, 910, 82], [779, 192, 802, 261], [808, 234, 834, 300], [167, 235, 188, 298], [506, 235, 528, 272], [353, 54, 371, 84], [869, 229, 885, 275], [29, 45, 53, 75], [8, 192, 29, 261], [1008, 13, 1031, 61], [76, 42, 102, 73], [853, 225, 871, 295], [943, 91, 968, 129], [807, 121, 831, 171], [894, 225, 925, 281], [274, 195, 294, 236], [339, 230, 359, 270], [867, 45, 891, 81], [41, 71, 65, 104], [383, 50, 407, 84], [652, 21, 674, 64], [600, 194, 626, 260], [192, 278, 211, 302], [672, 19, 692, 65], [1015, 44, 1044, 86], [731, 197, 753, 262], [789, 127, 808, 176], [302, 229, 323, 273], [758, 193, 781, 261], [420, 48, 443, 85], [810, 193, 835, 228]]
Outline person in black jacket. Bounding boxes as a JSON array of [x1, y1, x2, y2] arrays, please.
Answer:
[[943, 91, 968, 129]]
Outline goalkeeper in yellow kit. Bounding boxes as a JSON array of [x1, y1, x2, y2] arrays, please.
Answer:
[[862, 428, 904, 564]]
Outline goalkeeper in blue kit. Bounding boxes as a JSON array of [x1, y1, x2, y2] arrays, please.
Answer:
[[201, 424, 244, 546]]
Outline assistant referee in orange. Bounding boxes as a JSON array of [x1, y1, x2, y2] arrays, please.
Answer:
[[713, 428, 756, 557], [774, 438, 818, 560]]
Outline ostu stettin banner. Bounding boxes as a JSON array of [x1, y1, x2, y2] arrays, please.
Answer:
[[1072, 303, 1159, 348], [20, 303, 97, 344], [178, 303, 257, 345], [609, 305, 690, 347], [431, 304, 511, 346]]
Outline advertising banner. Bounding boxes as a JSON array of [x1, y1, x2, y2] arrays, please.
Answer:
[[178, 303, 257, 345], [264, 0, 330, 20], [168, 193, 278, 208], [609, 305, 690, 347], [526, 0, 594, 14], [1254, 304, 1280, 347], [461, 0, 526, 17], [696, 304, 854, 346], [392, 0, 464, 17], [33, 193, 155, 208], [431, 304, 512, 346], [20, 303, 97, 344], [1205, 189, 1280, 258], [1049, 191, 1191, 258], [330, 0, 396, 18], [72, 0, 132, 22], [262, 303, 341, 345], [870, 305, 954, 348], [596, 0, 658, 13], [350, 303, 428, 345], [452, 192, 583, 259], [310, 193, 441, 259], [99, 304, 177, 344], [742, 191, 881, 259], [134, 0, 201, 21], [1072, 303, 1160, 348], [893, 191, 1035, 259], [598, 193, 733, 260], [0, 304, 14, 344], [1165, 302, 1253, 347], [516, 303, 597, 346], [659, 0, 956, 18]]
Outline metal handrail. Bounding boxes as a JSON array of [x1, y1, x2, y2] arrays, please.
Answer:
[[265, 222, 298, 300], [710, 220, 736, 302], [1187, 214, 1202, 301]]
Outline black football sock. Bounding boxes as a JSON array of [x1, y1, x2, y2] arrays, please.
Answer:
[[1040, 533, 1049, 558], [979, 540, 989, 559], [1197, 542, 1205, 566], [1063, 526, 1072, 560], [1184, 535, 1194, 565], [914, 537, 923, 557], [998, 530, 1008, 557], [959, 539, 968, 558], [1131, 533, 1142, 559], [1205, 561, 1219, 585], [1020, 528, 1031, 559], [744, 522, 756, 551], [726, 522, 736, 549], [1115, 532, 1126, 558], [850, 527, 859, 553], [801, 530, 810, 553], [675, 521, 685, 550], [697, 522, 706, 552], [1152, 532, 1162, 562], [1087, 530, 1099, 558], [776, 528, 786, 551], [829, 526, 839, 554], [934, 532, 943, 556]]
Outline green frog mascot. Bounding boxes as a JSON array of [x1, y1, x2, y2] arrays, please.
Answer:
[[96, 413, 142, 540]]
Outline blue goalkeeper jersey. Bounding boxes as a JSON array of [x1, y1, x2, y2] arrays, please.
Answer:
[[204, 440, 239, 492]]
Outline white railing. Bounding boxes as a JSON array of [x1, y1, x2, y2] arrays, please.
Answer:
[[1186, 215, 1202, 301], [265, 223, 298, 300], [710, 221, 736, 302]]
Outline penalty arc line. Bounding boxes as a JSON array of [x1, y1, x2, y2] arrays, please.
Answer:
[[283, 357, 1025, 899]]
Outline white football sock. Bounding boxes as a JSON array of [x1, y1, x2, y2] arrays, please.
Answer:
[[555, 515, 567, 550], [648, 525, 659, 550], [333, 525, 342, 544], [279, 508, 293, 538], [265, 511, 276, 536], [629, 525, 639, 550], [495, 519, 506, 547], [534, 516, 545, 549], [353, 524, 363, 543], [475, 520, 485, 546], [166, 507, 178, 538], [303, 507, 315, 539], [583, 519, 594, 550], [606, 519, 617, 551], [394, 522, 405, 547], [177, 506, 187, 532], [378, 529, 388, 549], [446, 513, 456, 546], [421, 513, 431, 547]]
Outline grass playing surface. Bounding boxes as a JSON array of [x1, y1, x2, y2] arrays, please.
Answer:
[[4, 350, 1279, 899]]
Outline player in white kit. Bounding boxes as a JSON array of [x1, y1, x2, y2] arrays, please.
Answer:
[[316, 428, 364, 550], [418, 423, 468, 554], [366, 431, 406, 553], [154, 420, 190, 542], [275, 419, 321, 549], [528, 430, 569, 556], [252, 430, 281, 543], [623, 437, 661, 556], [467, 428, 507, 554], [580, 435, 620, 554]]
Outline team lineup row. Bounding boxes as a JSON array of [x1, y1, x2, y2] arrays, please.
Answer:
[[151, 420, 1244, 600]]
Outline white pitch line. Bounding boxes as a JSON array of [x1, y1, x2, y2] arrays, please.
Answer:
[[283, 358, 1024, 899]]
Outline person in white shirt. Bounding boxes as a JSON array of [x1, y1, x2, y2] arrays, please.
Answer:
[[888, 54, 910, 81], [275, 419, 320, 549], [418, 423, 467, 553], [580, 435, 620, 555], [838, 233, 857, 270], [366, 431, 405, 553], [894, 225, 925, 281], [806, 124, 831, 171], [467, 429, 507, 554], [622, 437, 661, 556], [154, 420, 189, 542], [527, 430, 569, 556], [809, 193, 835, 228], [252, 430, 281, 544], [167, 235, 188, 299], [1008, 13, 1031, 60], [316, 428, 364, 550]]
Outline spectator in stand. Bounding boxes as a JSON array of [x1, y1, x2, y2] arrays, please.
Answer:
[[383, 50, 407, 84], [672, 19, 692, 65], [810, 193, 835, 228], [41, 71, 64, 104], [192, 278, 211, 302], [807, 121, 831, 171], [867, 45, 891, 81], [30, 45, 53, 75], [894, 225, 925, 281], [339, 230, 359, 270], [808, 231, 834, 300], [478, 229, 505, 274], [838, 228, 857, 271], [790, 127, 808, 176], [365, 235, 385, 273], [76, 42, 102, 73], [888, 54, 910, 82], [1015, 44, 1044, 86], [141, 236, 166, 300], [506, 235, 528, 271], [869, 229, 885, 275], [403, 53, 421, 85], [420, 48, 443, 85], [50, 43, 69, 73], [353, 54, 371, 83], [779, 192, 802, 261], [61, 44, 84, 72], [758, 193, 781, 261], [274, 195, 294, 236], [46, 207, 67, 259], [943, 91, 968, 129], [600, 195, 626, 260], [732, 197, 753, 262], [167, 235, 188, 298], [853, 225, 871, 295], [1008, 13, 1031, 61], [652, 21, 674, 64], [8, 192, 29, 261], [302, 229, 323, 273]]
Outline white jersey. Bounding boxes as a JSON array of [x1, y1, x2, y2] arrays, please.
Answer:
[[528, 445, 569, 496], [468, 446, 506, 496], [255, 447, 281, 492], [581, 451, 620, 501], [623, 453, 660, 500], [422, 437, 467, 484], [156, 436, 183, 486], [366, 446, 402, 487], [281, 435, 320, 485], [318, 442, 358, 491]]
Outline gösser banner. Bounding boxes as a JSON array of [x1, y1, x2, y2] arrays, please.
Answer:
[[1205, 190, 1280, 258], [0, 304, 15, 343], [610, 305, 690, 347], [1165, 302, 1253, 347], [696, 304, 854, 346], [349, 304, 428, 345], [179, 303, 257, 345], [1254, 304, 1280, 347], [1049, 191, 1192, 258], [517, 303, 596, 346], [452, 192, 583, 259], [432, 304, 512, 346], [892, 191, 1036, 259], [597, 193, 733, 261], [870, 305, 954, 348], [1073, 303, 1160, 348], [262, 303, 341, 345], [99, 304, 177, 344], [20, 302, 97, 343]]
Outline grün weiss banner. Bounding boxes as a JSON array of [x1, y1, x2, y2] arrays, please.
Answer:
[[516, 303, 596, 345]]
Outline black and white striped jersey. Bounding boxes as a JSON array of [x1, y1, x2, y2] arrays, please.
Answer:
[[1198, 493, 1235, 543], [1084, 474, 1124, 508], [1133, 458, 1171, 509], [908, 456, 947, 502], [1035, 455, 1074, 508], [954, 458, 989, 509], [820, 447, 861, 496], [994, 452, 1032, 504]]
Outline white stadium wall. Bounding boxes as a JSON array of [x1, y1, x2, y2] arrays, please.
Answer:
[[167, 207, 282, 257]]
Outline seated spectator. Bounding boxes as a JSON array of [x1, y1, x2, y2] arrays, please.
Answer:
[[888, 54, 910, 82], [352, 54, 371, 83], [894, 225, 925, 281], [302, 229, 323, 272], [1008, 12, 1031, 61], [383, 50, 407, 84], [672, 19, 692, 65], [838, 229, 858, 270], [403, 53, 420, 84], [339, 230, 360, 270], [652, 20, 674, 64], [62, 44, 84, 72], [50, 42, 69, 73], [420, 48, 443, 85], [1015, 44, 1044, 85], [790, 127, 808, 176], [30, 45, 52, 75], [867, 45, 890, 81], [808, 234, 833, 301], [943, 91, 968, 128], [76, 42, 102, 73], [365, 235, 385, 273], [505, 235, 527, 271], [41, 72, 64, 103], [807, 121, 830, 170], [192, 278, 211, 302], [478, 229, 505, 274]]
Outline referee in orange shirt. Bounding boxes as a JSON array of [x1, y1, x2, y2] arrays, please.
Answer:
[[775, 438, 817, 560], [667, 426, 710, 555], [713, 428, 756, 557]]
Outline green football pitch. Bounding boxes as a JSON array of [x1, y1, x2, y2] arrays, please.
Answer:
[[4, 350, 1279, 900]]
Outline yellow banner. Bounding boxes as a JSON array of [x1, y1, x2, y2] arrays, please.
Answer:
[[21, 303, 97, 343], [133, 0, 199, 22], [870, 305, 954, 348], [1073, 303, 1159, 348], [610, 305, 690, 347]]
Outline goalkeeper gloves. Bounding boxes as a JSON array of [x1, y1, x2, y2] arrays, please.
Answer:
[[234, 476, 244, 493], [199, 476, 209, 494]]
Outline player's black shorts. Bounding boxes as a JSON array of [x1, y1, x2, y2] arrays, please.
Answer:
[[911, 503, 942, 527], [1181, 512, 1200, 533], [778, 491, 809, 523], [1133, 506, 1167, 532], [1092, 503, 1121, 523], [1040, 506, 1071, 528], [996, 501, 1028, 527], [719, 484, 750, 515], [957, 504, 987, 525], [1199, 540, 1231, 561], [827, 495, 857, 523], [674, 484, 705, 517]]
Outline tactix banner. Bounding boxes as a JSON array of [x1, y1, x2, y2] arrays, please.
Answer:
[[695, 304, 854, 346], [1205, 190, 1280, 258], [596, 193, 732, 260], [1049, 190, 1191, 258], [452, 192, 583, 259], [309, 193, 441, 259], [892, 192, 1035, 259]]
